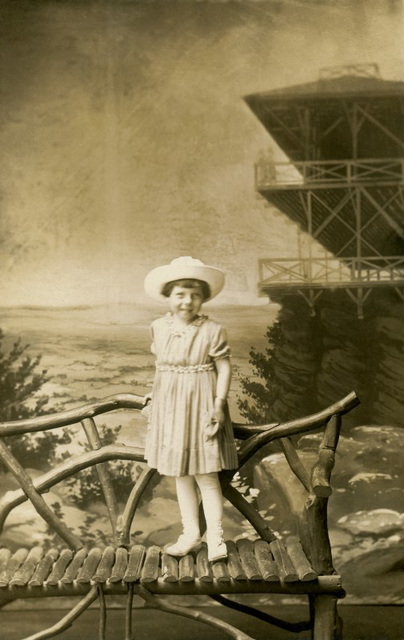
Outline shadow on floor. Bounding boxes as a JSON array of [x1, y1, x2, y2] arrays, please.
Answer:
[[2, 605, 404, 640]]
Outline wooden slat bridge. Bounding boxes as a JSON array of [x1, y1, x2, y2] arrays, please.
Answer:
[[0, 391, 360, 640]]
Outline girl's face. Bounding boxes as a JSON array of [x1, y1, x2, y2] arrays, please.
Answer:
[[169, 283, 204, 323]]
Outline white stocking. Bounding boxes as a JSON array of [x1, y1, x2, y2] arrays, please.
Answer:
[[175, 475, 201, 538], [195, 472, 224, 539]]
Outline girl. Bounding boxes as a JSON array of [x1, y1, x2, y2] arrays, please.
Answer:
[[143, 256, 238, 562]]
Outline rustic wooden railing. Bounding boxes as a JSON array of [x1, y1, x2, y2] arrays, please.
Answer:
[[0, 391, 360, 640]]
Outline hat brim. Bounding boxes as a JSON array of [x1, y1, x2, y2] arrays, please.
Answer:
[[144, 263, 225, 303]]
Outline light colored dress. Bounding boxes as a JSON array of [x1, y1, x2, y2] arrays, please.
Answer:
[[144, 312, 239, 477]]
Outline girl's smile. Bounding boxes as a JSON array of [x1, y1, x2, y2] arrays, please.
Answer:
[[169, 284, 204, 324]]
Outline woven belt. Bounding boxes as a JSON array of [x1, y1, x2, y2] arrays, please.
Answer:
[[155, 362, 214, 373]]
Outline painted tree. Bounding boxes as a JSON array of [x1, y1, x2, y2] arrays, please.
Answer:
[[237, 317, 319, 425], [0, 328, 71, 469], [237, 321, 286, 424]]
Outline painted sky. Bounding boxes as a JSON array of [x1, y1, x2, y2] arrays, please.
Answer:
[[0, 0, 403, 306]]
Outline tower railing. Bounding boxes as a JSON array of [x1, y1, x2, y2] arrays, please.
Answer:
[[258, 256, 404, 288], [255, 158, 404, 189]]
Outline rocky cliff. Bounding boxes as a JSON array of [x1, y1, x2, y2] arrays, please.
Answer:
[[262, 290, 404, 427]]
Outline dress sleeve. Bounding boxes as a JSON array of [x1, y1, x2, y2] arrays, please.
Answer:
[[208, 323, 231, 360]]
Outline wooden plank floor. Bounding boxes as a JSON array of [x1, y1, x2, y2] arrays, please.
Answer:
[[0, 539, 318, 589]]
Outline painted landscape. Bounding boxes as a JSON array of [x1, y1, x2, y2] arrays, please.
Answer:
[[1, 303, 403, 604], [0, 302, 277, 422]]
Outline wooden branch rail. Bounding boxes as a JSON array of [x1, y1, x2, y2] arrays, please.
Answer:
[[0, 440, 82, 550], [0, 394, 146, 437], [81, 418, 120, 541], [0, 391, 359, 640], [237, 391, 359, 463], [0, 445, 145, 536], [279, 437, 312, 492], [211, 594, 312, 633], [118, 466, 157, 547], [136, 584, 255, 640], [311, 415, 341, 498], [22, 587, 99, 640]]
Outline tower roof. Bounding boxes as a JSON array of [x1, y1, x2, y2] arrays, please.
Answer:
[[244, 65, 404, 163], [245, 64, 404, 103], [245, 74, 404, 103]]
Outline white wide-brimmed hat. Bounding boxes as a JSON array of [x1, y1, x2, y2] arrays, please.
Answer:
[[144, 257, 225, 303]]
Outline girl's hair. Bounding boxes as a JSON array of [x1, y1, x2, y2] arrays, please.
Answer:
[[161, 279, 211, 300]]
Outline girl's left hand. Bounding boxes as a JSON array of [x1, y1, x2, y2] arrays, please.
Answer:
[[205, 401, 226, 440]]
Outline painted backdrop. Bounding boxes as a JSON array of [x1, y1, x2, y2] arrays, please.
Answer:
[[0, 0, 403, 606]]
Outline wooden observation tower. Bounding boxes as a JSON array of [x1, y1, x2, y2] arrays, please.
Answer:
[[245, 63, 404, 318]]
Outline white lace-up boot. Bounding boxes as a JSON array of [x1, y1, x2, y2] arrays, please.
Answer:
[[166, 532, 202, 556], [206, 526, 227, 562]]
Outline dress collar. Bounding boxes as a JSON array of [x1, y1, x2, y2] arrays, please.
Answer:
[[165, 312, 207, 336]]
